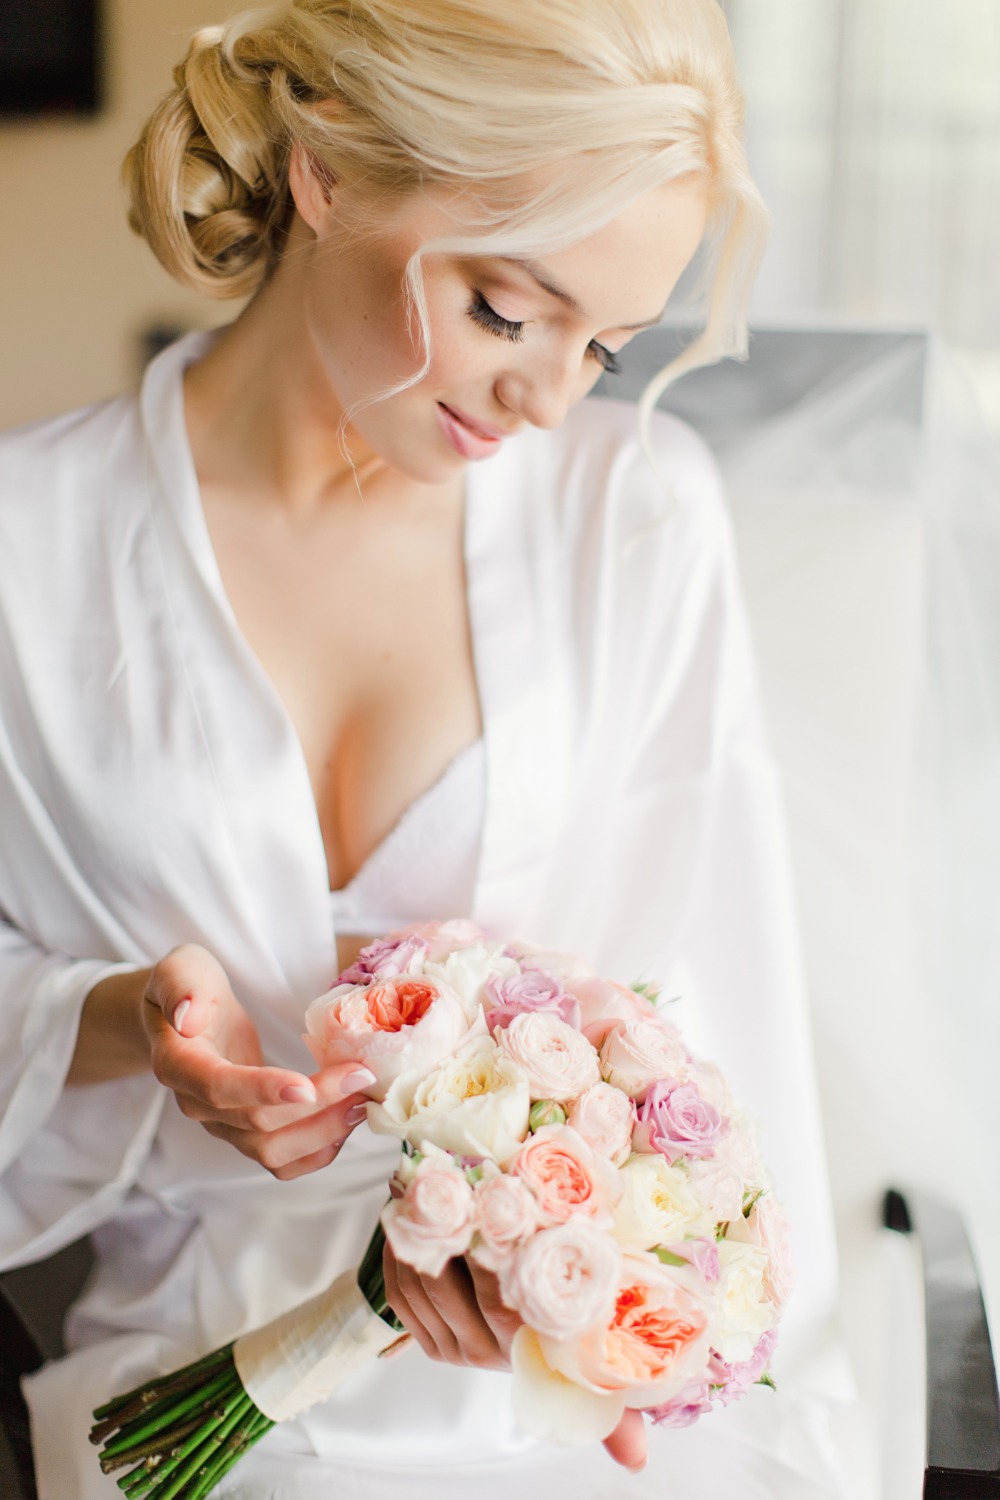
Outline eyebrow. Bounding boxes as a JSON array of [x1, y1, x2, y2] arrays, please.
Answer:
[[500, 256, 667, 332]]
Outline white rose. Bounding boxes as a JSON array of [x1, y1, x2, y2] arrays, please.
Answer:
[[599, 1018, 688, 1101], [713, 1240, 774, 1364], [424, 942, 521, 1021], [567, 1083, 636, 1166], [497, 1014, 601, 1102], [499, 1222, 621, 1341], [613, 1155, 715, 1249], [367, 1032, 531, 1165], [726, 1194, 796, 1310], [381, 1149, 475, 1278]]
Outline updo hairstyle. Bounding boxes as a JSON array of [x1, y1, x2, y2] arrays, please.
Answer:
[[125, 0, 767, 390]]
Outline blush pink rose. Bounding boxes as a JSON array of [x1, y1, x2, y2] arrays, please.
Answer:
[[395, 919, 487, 961], [566, 978, 658, 1048], [497, 1014, 600, 1102], [471, 1174, 541, 1271], [499, 1222, 621, 1340], [685, 1159, 746, 1224], [380, 1155, 475, 1277], [634, 1080, 725, 1164], [566, 1082, 636, 1166], [511, 1125, 622, 1226], [599, 1017, 689, 1102], [542, 1254, 712, 1408], [304, 975, 470, 1100], [484, 970, 581, 1032]]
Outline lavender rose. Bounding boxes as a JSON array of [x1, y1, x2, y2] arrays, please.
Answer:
[[635, 1080, 724, 1164], [485, 970, 581, 1031]]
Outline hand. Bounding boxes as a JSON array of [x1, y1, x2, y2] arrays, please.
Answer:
[[382, 1239, 649, 1470], [143, 943, 375, 1180], [382, 1240, 520, 1370]]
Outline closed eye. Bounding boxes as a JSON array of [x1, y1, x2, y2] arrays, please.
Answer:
[[468, 290, 622, 376]]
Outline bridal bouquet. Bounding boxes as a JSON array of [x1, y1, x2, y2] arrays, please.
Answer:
[[90, 920, 792, 1495]]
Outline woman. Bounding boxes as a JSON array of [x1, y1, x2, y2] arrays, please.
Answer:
[[0, 1, 849, 1495]]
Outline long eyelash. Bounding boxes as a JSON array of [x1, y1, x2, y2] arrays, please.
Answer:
[[469, 288, 622, 376], [468, 290, 525, 343], [589, 342, 622, 377]]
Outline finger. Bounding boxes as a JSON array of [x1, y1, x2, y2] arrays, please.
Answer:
[[390, 1259, 463, 1363], [419, 1260, 505, 1369], [602, 1408, 647, 1471], [308, 1062, 378, 1106], [201, 1098, 367, 1173], [143, 944, 232, 1037], [383, 1251, 447, 1363], [466, 1257, 522, 1359], [153, 1032, 320, 1114]]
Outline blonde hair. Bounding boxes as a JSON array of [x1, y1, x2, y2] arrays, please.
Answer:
[[126, 0, 767, 399]]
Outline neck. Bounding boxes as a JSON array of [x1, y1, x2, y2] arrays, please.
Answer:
[[182, 235, 385, 515]]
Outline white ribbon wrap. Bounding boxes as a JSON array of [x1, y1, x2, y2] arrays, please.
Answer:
[[232, 1270, 401, 1422]]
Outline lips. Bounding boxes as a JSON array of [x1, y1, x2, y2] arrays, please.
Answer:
[[436, 402, 509, 461]]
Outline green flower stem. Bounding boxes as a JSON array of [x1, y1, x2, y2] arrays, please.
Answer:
[[100, 1413, 208, 1473], [153, 1396, 251, 1500], [357, 1221, 405, 1332], [101, 1370, 237, 1459], [92, 1345, 235, 1430], [119, 1458, 162, 1496], [115, 1391, 245, 1499], [185, 1407, 274, 1500]]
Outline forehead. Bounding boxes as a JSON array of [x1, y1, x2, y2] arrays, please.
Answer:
[[373, 175, 710, 326], [533, 179, 709, 327]]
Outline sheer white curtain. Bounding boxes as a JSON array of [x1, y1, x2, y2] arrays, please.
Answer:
[[723, 0, 1000, 348]]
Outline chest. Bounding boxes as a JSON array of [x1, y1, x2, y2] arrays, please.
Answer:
[[201, 484, 482, 891]]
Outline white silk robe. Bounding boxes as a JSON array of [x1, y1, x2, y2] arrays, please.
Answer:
[[0, 334, 851, 1497]]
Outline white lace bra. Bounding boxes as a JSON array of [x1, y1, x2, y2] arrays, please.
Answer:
[[327, 738, 485, 940]]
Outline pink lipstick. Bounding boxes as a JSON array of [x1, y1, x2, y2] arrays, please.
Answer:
[[436, 402, 505, 461]]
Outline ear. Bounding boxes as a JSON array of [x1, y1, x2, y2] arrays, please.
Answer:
[[288, 140, 338, 235]]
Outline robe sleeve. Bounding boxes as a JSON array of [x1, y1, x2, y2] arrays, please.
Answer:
[[0, 919, 164, 1269]]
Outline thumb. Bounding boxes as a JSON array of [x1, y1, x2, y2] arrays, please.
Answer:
[[143, 943, 237, 1038], [602, 1407, 647, 1471]]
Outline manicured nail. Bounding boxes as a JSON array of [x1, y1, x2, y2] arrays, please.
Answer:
[[378, 1333, 413, 1361], [280, 1082, 317, 1105], [172, 999, 191, 1035], [344, 1101, 368, 1127], [339, 1066, 377, 1096]]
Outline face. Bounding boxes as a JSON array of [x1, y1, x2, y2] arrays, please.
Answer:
[[288, 160, 709, 483]]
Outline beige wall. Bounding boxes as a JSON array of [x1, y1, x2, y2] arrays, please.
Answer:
[[0, 0, 238, 430]]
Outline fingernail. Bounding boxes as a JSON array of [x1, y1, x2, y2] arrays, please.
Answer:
[[172, 999, 191, 1035], [378, 1333, 413, 1361], [339, 1066, 377, 1096], [344, 1101, 368, 1127], [280, 1082, 317, 1105]]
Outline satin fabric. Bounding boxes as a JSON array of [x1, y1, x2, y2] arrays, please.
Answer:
[[0, 334, 850, 1496]]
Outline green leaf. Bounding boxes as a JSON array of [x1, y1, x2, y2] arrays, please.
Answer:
[[653, 1247, 690, 1267], [756, 1372, 777, 1391]]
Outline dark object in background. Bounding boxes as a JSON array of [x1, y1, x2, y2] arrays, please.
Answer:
[[0, 0, 103, 118]]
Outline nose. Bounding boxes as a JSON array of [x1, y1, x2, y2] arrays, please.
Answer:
[[495, 354, 590, 432]]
